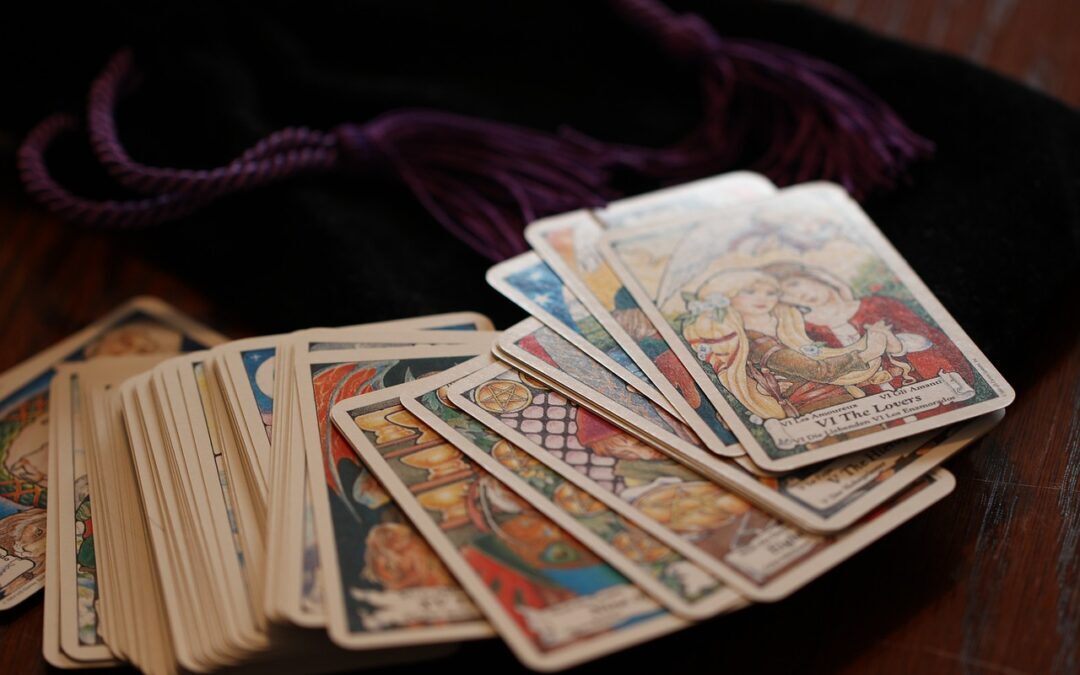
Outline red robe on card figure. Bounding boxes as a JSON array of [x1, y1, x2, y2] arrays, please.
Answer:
[[765, 262, 975, 417]]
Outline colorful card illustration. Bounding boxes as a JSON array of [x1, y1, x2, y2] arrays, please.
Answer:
[[398, 366, 743, 620], [274, 327, 497, 628], [525, 212, 739, 457], [525, 175, 776, 456], [0, 297, 222, 611], [218, 318, 495, 495], [599, 184, 1015, 471], [496, 318, 998, 533], [293, 347, 495, 649], [217, 319, 496, 625], [331, 387, 686, 672], [486, 252, 678, 418], [496, 318, 707, 454], [449, 363, 957, 600]]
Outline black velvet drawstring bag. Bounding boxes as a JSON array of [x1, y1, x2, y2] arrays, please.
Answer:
[[2, 0, 1077, 393]]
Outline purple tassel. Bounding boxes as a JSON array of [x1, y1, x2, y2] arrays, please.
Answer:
[[333, 112, 644, 260], [17, 0, 932, 261], [611, 0, 933, 196]]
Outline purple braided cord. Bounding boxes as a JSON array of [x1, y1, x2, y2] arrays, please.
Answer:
[[17, 0, 932, 259], [17, 113, 210, 228], [19, 51, 634, 259], [87, 50, 340, 197]]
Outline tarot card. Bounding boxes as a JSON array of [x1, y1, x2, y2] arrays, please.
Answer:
[[331, 387, 687, 672], [84, 376, 177, 674], [196, 358, 267, 612], [261, 339, 292, 623], [73, 357, 193, 668], [0, 296, 223, 611], [599, 183, 1014, 471], [53, 359, 166, 665], [81, 380, 138, 664], [42, 380, 85, 668], [151, 363, 248, 663], [486, 252, 679, 418], [131, 366, 249, 669], [495, 318, 708, 454], [218, 317, 496, 498], [150, 367, 233, 661], [525, 212, 742, 458], [268, 342, 325, 628], [264, 325, 497, 629], [398, 362, 745, 620], [207, 350, 268, 548], [218, 335, 279, 500], [120, 373, 207, 672], [449, 363, 957, 600], [497, 318, 1000, 532], [48, 369, 116, 664], [525, 176, 777, 456], [293, 347, 496, 649], [591, 172, 778, 230], [167, 354, 269, 654]]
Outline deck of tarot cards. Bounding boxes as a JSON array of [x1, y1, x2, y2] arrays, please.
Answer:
[[0, 173, 1013, 673]]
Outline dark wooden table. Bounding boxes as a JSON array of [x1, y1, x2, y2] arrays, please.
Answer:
[[796, 0, 1080, 108], [2, 2, 1078, 673]]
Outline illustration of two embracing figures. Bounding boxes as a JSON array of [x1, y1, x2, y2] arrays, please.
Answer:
[[680, 261, 972, 422]]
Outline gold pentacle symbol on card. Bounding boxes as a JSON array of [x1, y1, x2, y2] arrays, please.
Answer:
[[474, 380, 532, 414]]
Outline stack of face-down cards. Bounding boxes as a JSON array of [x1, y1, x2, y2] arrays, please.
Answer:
[[10, 171, 1014, 674]]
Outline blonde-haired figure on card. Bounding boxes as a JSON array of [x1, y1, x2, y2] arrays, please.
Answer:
[[678, 269, 895, 420]]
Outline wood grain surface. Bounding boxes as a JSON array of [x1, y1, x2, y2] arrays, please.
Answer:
[[795, 0, 1080, 107], [1, 2, 1078, 673]]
